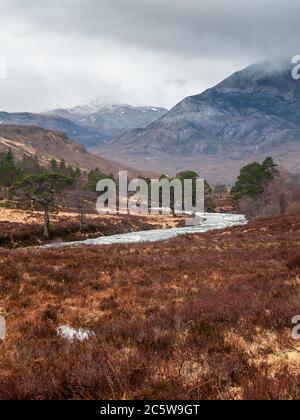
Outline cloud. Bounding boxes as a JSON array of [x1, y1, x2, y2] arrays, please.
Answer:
[[0, 0, 299, 111]]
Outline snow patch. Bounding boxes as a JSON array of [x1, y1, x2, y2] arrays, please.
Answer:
[[57, 325, 94, 342]]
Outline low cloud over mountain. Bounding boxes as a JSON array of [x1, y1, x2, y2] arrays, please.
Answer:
[[98, 60, 300, 183]]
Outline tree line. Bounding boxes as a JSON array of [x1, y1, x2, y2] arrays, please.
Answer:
[[0, 151, 112, 197], [1, 150, 298, 239], [138, 170, 214, 213]]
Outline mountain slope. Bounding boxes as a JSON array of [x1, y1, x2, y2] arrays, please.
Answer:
[[98, 60, 300, 183], [0, 125, 149, 178]]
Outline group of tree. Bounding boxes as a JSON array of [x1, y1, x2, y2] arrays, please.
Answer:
[[0, 150, 115, 238], [230, 157, 300, 217], [138, 171, 214, 213], [86, 168, 114, 191], [0, 151, 113, 196], [230, 157, 278, 203], [50, 159, 82, 179], [0, 151, 36, 198], [0, 152, 83, 198], [176, 171, 214, 211]]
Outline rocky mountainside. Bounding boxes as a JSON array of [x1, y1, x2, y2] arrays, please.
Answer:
[[0, 125, 149, 178], [98, 60, 300, 183]]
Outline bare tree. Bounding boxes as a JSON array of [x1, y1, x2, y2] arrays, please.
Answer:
[[262, 172, 291, 216], [73, 175, 87, 231]]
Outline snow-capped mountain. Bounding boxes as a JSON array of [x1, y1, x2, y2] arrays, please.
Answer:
[[0, 100, 167, 148], [45, 100, 167, 146], [52, 99, 164, 117]]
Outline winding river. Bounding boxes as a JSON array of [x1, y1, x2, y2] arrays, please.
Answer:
[[44, 213, 247, 249]]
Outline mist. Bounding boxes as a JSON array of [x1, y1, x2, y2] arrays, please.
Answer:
[[0, 0, 299, 111]]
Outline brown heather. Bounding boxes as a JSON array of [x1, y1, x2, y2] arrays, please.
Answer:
[[0, 213, 300, 399]]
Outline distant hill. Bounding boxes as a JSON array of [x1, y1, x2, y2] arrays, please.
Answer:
[[0, 125, 150, 178], [46, 100, 168, 146], [97, 60, 300, 183], [0, 111, 101, 148], [0, 100, 167, 149]]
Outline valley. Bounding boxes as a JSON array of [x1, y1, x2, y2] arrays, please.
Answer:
[[1, 0, 300, 403], [0, 54, 299, 403]]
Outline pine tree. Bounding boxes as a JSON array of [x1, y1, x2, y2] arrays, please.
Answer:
[[12, 173, 72, 239], [51, 159, 58, 172], [0, 150, 21, 198], [230, 157, 278, 205]]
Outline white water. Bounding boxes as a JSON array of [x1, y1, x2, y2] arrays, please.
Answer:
[[44, 213, 247, 249]]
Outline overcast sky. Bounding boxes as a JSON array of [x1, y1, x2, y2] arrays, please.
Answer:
[[0, 0, 299, 112]]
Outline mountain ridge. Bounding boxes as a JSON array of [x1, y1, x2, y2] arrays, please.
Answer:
[[0, 100, 168, 148], [46, 100, 168, 146]]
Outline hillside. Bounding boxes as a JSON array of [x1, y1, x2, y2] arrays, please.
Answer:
[[98, 60, 300, 183], [0, 125, 148, 178], [0, 111, 102, 149]]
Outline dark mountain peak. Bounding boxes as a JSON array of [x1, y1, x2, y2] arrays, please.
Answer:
[[99, 60, 300, 183], [166, 58, 300, 126], [179, 58, 299, 106]]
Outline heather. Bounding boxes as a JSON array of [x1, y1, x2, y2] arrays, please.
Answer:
[[0, 213, 299, 399]]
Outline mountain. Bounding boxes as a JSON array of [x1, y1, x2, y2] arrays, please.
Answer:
[[0, 101, 167, 149], [45, 100, 168, 146], [0, 125, 150, 178], [97, 60, 300, 183], [0, 111, 101, 148]]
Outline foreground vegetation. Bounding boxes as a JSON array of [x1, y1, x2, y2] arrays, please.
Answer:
[[0, 213, 299, 399]]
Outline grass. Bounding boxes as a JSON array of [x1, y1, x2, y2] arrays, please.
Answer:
[[0, 213, 299, 399]]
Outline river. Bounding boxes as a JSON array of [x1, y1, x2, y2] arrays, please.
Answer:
[[43, 213, 247, 248]]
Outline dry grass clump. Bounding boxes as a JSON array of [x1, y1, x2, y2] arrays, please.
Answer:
[[0, 213, 300, 399]]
